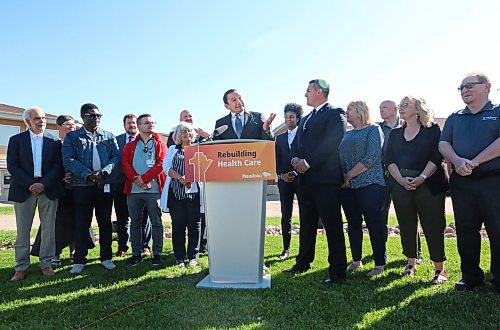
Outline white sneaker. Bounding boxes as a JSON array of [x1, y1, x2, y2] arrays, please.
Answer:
[[70, 264, 85, 274], [189, 259, 198, 267], [101, 260, 116, 270]]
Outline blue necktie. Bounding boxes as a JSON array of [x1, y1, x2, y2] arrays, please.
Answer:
[[235, 114, 243, 138]]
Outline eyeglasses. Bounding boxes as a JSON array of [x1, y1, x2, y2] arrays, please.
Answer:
[[398, 103, 409, 109], [139, 121, 156, 126], [83, 113, 102, 119], [457, 82, 485, 91]]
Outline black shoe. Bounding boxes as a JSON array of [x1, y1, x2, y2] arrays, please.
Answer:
[[279, 250, 290, 261], [283, 265, 310, 274], [152, 255, 162, 267], [127, 256, 142, 266], [455, 279, 483, 292], [323, 275, 346, 286]]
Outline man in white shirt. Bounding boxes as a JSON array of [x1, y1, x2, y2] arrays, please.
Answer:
[[7, 107, 64, 281]]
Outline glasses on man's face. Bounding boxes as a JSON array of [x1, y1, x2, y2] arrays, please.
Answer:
[[398, 103, 409, 109], [84, 113, 102, 119], [457, 82, 484, 91], [140, 121, 156, 126]]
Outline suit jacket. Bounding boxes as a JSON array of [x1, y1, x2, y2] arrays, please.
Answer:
[[213, 111, 273, 141], [7, 130, 64, 202], [114, 133, 129, 188], [291, 103, 346, 185], [275, 131, 296, 176]]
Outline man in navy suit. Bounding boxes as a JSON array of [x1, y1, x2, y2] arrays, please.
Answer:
[[284, 79, 348, 285], [113, 114, 152, 257], [213, 89, 275, 141], [7, 107, 64, 281], [275, 103, 303, 260]]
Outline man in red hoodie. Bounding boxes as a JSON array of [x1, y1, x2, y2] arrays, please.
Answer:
[[121, 114, 167, 267]]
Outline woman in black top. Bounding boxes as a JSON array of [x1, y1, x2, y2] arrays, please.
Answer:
[[386, 96, 448, 284]]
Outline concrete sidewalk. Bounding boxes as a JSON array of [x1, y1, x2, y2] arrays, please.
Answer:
[[0, 198, 454, 231]]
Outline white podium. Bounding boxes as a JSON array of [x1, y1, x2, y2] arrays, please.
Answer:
[[184, 140, 275, 289]]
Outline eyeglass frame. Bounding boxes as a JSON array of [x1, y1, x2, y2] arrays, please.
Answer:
[[83, 113, 102, 119], [457, 82, 485, 91]]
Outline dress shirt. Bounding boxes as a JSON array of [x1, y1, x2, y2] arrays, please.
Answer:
[[85, 128, 102, 171], [29, 130, 43, 177], [287, 127, 298, 148], [231, 112, 245, 135], [127, 135, 136, 144]]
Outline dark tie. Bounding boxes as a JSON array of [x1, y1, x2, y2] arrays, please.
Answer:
[[235, 114, 243, 138], [303, 108, 316, 131], [128, 136, 134, 143]]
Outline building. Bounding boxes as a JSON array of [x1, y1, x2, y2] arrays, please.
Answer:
[[0, 104, 59, 201]]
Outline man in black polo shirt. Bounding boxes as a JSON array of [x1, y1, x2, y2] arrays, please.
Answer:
[[439, 72, 500, 294]]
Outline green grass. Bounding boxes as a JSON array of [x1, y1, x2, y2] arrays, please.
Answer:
[[0, 233, 497, 329], [0, 205, 14, 216]]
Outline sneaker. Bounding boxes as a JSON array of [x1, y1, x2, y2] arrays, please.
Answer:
[[367, 267, 384, 277], [176, 260, 185, 269], [126, 256, 142, 266], [401, 264, 417, 276], [101, 260, 116, 270], [279, 250, 290, 260], [416, 258, 424, 265], [69, 253, 74, 263], [189, 259, 198, 267], [152, 255, 162, 267], [455, 279, 483, 292], [51, 256, 62, 268], [346, 261, 363, 271], [70, 264, 85, 274], [142, 247, 151, 257]]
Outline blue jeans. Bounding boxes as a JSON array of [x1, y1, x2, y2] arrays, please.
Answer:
[[341, 184, 387, 266]]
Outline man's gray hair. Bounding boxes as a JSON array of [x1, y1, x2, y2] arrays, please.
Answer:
[[22, 107, 42, 121]]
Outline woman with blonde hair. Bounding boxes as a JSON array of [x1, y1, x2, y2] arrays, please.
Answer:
[[386, 96, 448, 284], [339, 100, 387, 276]]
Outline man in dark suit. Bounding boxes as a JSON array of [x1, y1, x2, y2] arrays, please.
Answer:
[[167, 110, 209, 147], [7, 107, 64, 281], [213, 89, 275, 141], [275, 103, 303, 260], [113, 114, 152, 257], [284, 79, 348, 285]]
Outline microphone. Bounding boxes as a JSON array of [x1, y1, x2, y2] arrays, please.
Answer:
[[208, 125, 228, 140]]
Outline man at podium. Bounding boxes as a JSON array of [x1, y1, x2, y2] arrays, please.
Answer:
[[213, 89, 276, 141]]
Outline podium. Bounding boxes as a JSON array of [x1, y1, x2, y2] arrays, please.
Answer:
[[184, 139, 276, 289]]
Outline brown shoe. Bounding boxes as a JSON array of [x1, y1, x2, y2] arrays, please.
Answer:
[[41, 267, 55, 277], [432, 269, 448, 285], [10, 271, 27, 282], [142, 247, 151, 257], [115, 250, 127, 257]]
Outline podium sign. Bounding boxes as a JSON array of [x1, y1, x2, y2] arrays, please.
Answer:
[[184, 141, 276, 182], [186, 140, 274, 289]]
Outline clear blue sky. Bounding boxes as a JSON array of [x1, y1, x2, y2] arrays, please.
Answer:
[[1, 1, 499, 135]]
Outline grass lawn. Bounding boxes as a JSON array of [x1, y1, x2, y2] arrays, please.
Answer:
[[0, 205, 14, 216], [0, 232, 498, 329]]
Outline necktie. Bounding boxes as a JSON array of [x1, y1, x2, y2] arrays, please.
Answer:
[[303, 108, 316, 131], [235, 114, 243, 138], [128, 135, 134, 143]]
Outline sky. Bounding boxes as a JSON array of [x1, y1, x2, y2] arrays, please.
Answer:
[[1, 0, 499, 135]]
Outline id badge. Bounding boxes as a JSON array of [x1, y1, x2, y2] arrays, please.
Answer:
[[146, 159, 155, 168]]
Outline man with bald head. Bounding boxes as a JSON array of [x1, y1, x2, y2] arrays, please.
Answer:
[[440, 72, 500, 293], [7, 107, 64, 281], [167, 110, 209, 147]]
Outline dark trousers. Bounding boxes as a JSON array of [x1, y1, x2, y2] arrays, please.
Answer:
[[31, 189, 95, 256], [200, 214, 207, 249], [72, 185, 113, 264], [113, 189, 151, 251], [381, 178, 422, 258], [277, 179, 299, 251], [450, 173, 500, 283], [170, 197, 201, 261], [391, 171, 446, 262], [296, 184, 347, 278], [341, 184, 387, 266]]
